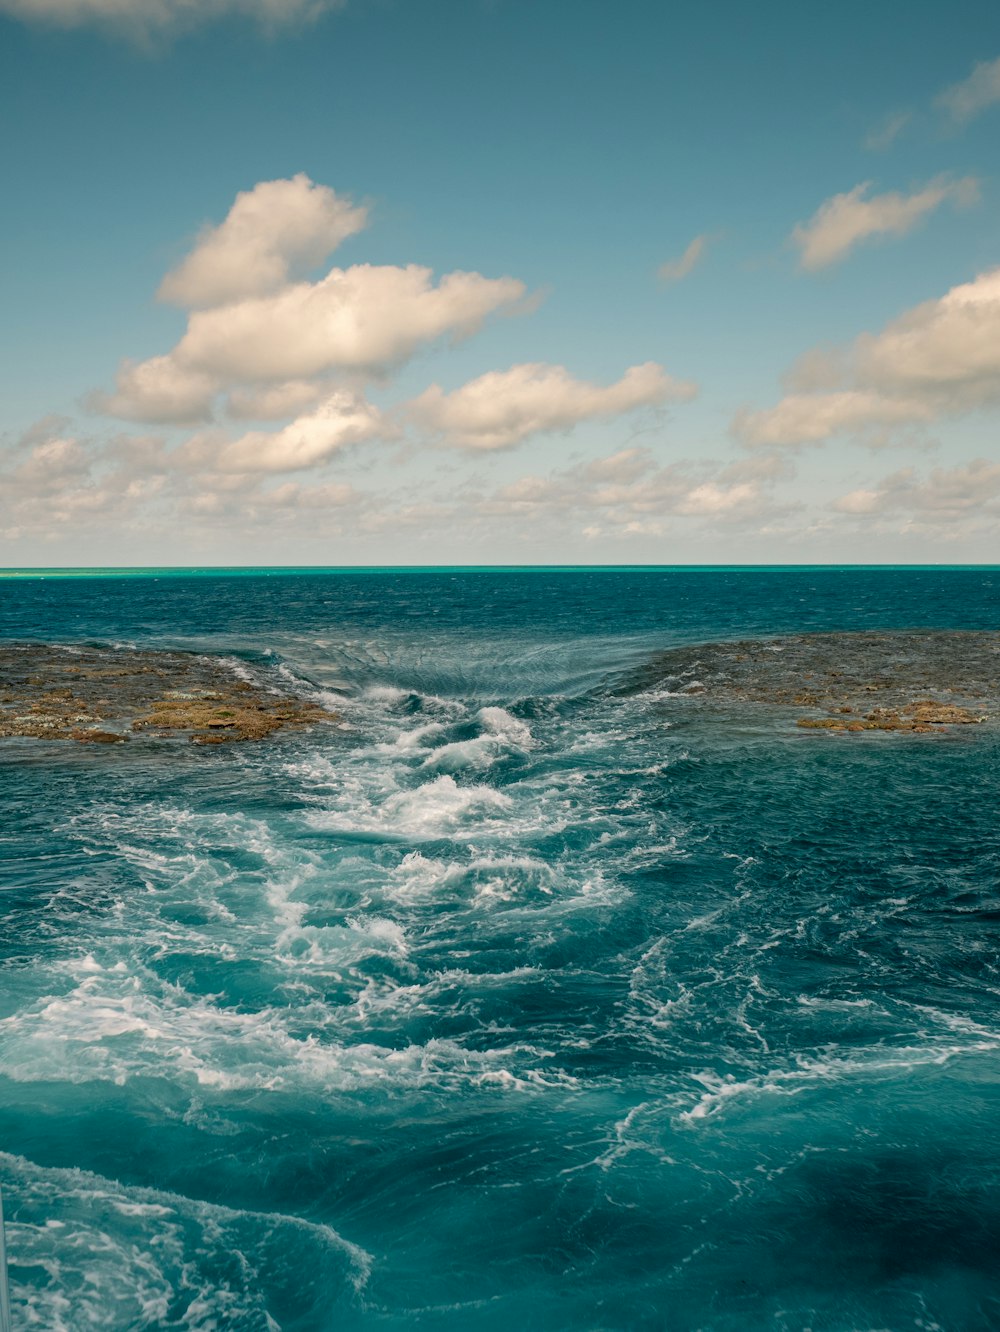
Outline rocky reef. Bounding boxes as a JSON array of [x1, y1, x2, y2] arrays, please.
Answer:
[[795, 699, 985, 733], [635, 631, 997, 734], [0, 643, 336, 745]]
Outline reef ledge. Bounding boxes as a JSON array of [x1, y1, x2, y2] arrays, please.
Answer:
[[0, 643, 336, 745], [636, 630, 997, 734]]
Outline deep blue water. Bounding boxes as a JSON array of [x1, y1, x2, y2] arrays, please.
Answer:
[[1, 568, 999, 1330]]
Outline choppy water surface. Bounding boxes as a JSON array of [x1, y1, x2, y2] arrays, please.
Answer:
[[1, 568, 999, 1331]]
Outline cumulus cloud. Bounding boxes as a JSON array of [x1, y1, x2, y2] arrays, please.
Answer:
[[832, 460, 1000, 529], [90, 175, 531, 425], [408, 362, 696, 450], [859, 267, 1000, 397], [0, 424, 169, 542], [937, 55, 1000, 122], [100, 261, 528, 422], [175, 265, 526, 383], [471, 445, 794, 535], [12, 436, 91, 491], [183, 391, 386, 473], [736, 267, 1000, 446], [0, 0, 343, 38], [658, 234, 708, 284], [90, 355, 219, 423], [38, 174, 723, 550], [159, 175, 367, 309], [225, 380, 327, 420], [791, 176, 979, 270], [0, 413, 376, 548], [737, 391, 934, 447], [0, 411, 798, 555]]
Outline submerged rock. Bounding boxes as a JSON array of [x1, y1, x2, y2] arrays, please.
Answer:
[[0, 643, 336, 745], [633, 631, 997, 735]]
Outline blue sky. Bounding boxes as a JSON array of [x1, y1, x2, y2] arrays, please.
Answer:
[[2, 0, 1000, 564]]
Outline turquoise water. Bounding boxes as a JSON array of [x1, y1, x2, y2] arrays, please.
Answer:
[[1, 568, 999, 1330]]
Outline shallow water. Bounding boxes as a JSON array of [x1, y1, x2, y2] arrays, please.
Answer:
[[1, 568, 999, 1330]]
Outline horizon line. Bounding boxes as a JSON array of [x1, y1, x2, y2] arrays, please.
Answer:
[[2, 563, 1000, 579]]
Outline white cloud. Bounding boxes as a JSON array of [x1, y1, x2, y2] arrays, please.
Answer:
[[674, 481, 759, 516], [937, 55, 1000, 122], [12, 436, 91, 491], [791, 177, 979, 270], [0, 413, 379, 546], [183, 390, 386, 472], [265, 480, 358, 508], [226, 380, 326, 420], [832, 460, 1000, 527], [159, 175, 367, 309], [408, 361, 696, 450], [91, 355, 218, 423], [0, 424, 168, 540], [475, 448, 793, 533], [831, 487, 883, 516], [717, 451, 796, 483], [863, 111, 912, 152], [100, 262, 528, 422], [176, 264, 526, 383], [658, 234, 707, 284], [736, 391, 934, 447], [581, 447, 655, 483], [17, 414, 72, 448], [859, 267, 1000, 398], [0, 412, 799, 555], [736, 267, 1000, 446], [26, 174, 727, 551], [0, 0, 343, 37]]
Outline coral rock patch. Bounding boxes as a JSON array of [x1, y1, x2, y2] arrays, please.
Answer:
[[0, 644, 336, 745], [634, 631, 997, 736]]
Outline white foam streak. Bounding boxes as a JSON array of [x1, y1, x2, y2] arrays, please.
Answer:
[[309, 774, 513, 839], [0, 962, 576, 1095], [680, 1035, 1000, 1123]]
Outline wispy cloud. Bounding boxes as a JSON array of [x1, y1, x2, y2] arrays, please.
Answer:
[[408, 362, 696, 450], [791, 176, 979, 271], [936, 54, 1000, 122], [473, 447, 796, 535], [863, 110, 911, 152], [0, 0, 345, 40], [657, 234, 709, 284], [832, 460, 1000, 538], [736, 391, 934, 449]]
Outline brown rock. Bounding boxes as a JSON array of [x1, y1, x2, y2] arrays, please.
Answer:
[[0, 644, 337, 746]]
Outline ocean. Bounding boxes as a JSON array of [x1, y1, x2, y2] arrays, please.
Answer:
[[1, 567, 998, 1330]]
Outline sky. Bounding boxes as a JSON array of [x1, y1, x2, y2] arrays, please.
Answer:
[[2, 0, 1000, 566]]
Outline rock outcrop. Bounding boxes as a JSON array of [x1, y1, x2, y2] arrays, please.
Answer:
[[634, 631, 997, 736], [0, 644, 336, 745]]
